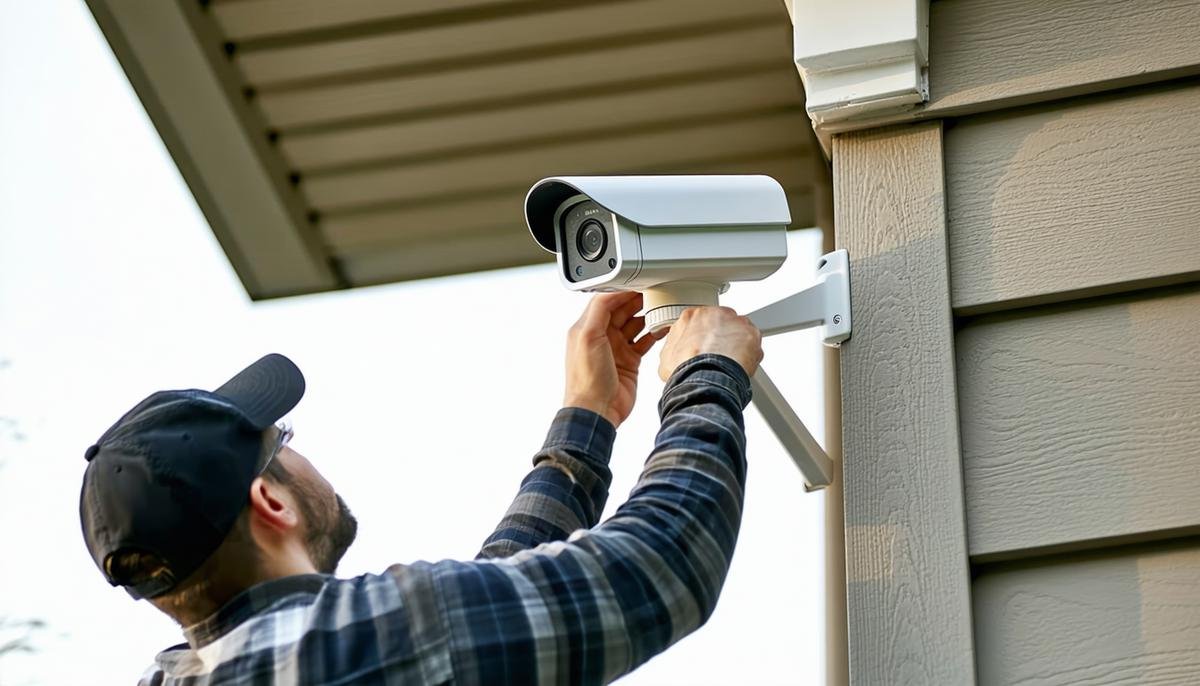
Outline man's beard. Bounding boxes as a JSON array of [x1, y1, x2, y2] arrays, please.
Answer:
[[305, 493, 358, 574]]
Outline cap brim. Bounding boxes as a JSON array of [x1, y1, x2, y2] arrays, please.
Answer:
[[213, 354, 305, 429]]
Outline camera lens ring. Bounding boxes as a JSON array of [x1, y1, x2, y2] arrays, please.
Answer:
[[576, 219, 608, 262]]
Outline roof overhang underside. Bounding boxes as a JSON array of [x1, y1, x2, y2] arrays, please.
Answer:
[[86, 0, 823, 299]]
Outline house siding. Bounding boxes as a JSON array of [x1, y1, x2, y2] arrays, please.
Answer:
[[944, 81, 1200, 314], [973, 540, 1200, 684], [832, 1, 1200, 683], [957, 286, 1200, 560]]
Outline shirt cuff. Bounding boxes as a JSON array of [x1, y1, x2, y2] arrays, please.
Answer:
[[663, 353, 754, 408], [541, 407, 617, 465]]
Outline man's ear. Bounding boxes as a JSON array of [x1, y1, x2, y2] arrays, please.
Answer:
[[247, 476, 300, 533]]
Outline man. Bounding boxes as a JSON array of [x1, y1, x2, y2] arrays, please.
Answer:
[[80, 292, 763, 685]]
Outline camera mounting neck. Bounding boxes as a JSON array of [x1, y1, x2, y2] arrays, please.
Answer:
[[642, 281, 727, 333]]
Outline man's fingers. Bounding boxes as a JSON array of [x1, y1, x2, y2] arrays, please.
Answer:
[[594, 291, 640, 313], [632, 333, 657, 356], [610, 292, 644, 329], [620, 315, 646, 342], [581, 291, 640, 331], [632, 326, 669, 355]]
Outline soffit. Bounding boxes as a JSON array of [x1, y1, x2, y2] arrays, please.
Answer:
[[91, 0, 820, 297]]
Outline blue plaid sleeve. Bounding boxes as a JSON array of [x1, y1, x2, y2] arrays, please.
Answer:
[[416, 353, 753, 685], [476, 407, 615, 559]]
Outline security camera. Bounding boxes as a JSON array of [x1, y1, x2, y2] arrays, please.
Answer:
[[526, 174, 855, 493], [525, 175, 790, 332]]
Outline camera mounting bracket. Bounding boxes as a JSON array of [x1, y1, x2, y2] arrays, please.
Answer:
[[745, 249, 852, 491]]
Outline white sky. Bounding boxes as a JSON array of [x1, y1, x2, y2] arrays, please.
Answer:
[[0, 2, 826, 684]]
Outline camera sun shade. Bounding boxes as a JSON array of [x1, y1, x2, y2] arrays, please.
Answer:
[[525, 175, 792, 253]]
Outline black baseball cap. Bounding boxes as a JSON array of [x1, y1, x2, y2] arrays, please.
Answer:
[[80, 354, 305, 599]]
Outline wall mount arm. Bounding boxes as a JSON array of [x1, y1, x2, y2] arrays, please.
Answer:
[[747, 249, 851, 490]]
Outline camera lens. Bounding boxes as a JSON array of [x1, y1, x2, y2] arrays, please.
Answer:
[[576, 219, 607, 262]]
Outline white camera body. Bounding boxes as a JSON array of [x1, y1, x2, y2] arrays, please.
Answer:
[[525, 175, 791, 330]]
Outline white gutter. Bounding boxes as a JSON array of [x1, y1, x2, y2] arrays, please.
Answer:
[[792, 0, 930, 151]]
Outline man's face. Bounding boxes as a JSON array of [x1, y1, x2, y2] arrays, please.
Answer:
[[273, 445, 358, 574]]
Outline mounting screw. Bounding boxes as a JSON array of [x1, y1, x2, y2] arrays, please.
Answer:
[[833, 314, 842, 325]]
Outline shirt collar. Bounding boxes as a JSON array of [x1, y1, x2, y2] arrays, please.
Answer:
[[182, 574, 329, 649]]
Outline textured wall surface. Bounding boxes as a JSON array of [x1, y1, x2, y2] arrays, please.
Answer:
[[835, 122, 975, 685]]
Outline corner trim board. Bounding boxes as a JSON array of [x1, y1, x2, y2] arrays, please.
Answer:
[[833, 121, 976, 684]]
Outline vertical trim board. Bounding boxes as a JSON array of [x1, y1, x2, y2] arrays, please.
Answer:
[[834, 122, 975, 684]]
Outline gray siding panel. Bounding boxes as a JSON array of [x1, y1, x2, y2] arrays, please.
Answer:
[[973, 541, 1200, 685], [959, 286, 1200, 560], [834, 123, 976, 684], [929, 0, 1200, 116], [945, 82, 1200, 314]]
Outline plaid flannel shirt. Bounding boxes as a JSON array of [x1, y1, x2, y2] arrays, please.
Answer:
[[142, 354, 751, 685]]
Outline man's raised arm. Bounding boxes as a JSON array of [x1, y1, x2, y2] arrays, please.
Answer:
[[474, 407, 615, 559], [476, 292, 659, 559], [435, 306, 762, 685]]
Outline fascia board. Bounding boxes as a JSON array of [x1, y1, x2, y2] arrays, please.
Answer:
[[85, 0, 342, 299]]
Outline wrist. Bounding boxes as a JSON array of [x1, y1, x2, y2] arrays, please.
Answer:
[[664, 353, 753, 407], [563, 394, 618, 428], [543, 407, 617, 465]]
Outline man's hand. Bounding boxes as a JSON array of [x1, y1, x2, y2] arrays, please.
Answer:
[[563, 292, 663, 428], [658, 306, 763, 381]]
